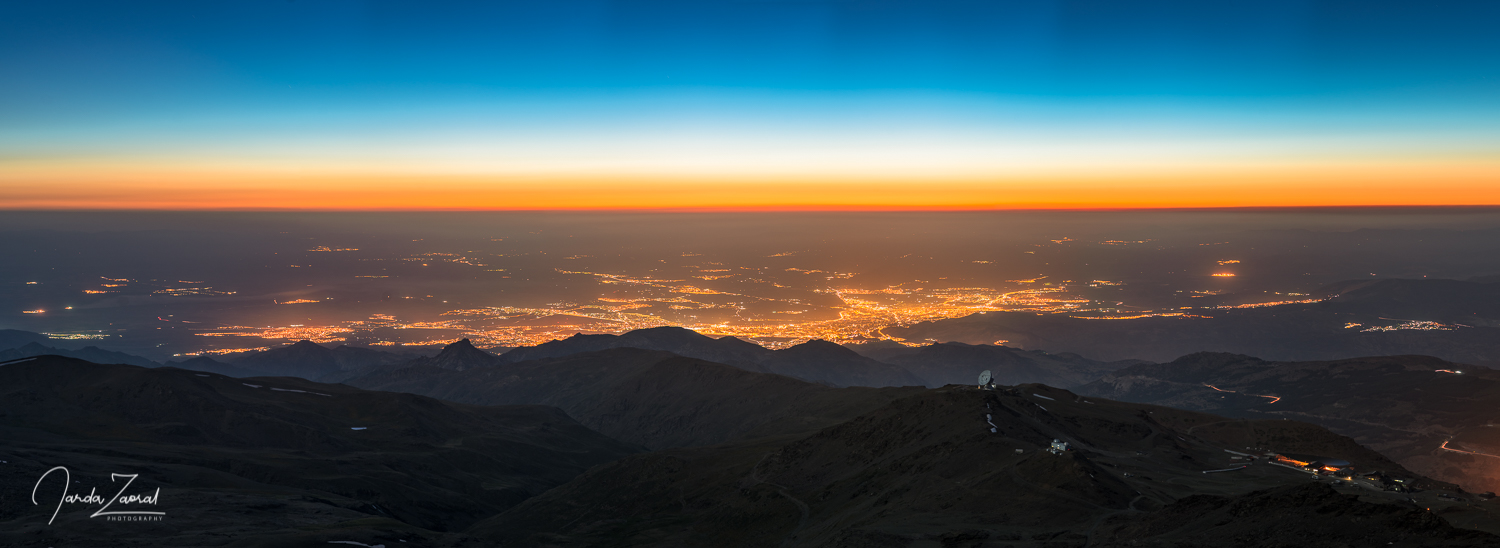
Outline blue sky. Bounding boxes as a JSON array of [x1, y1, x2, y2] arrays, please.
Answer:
[[2, 1, 1498, 208], [8, 1, 1499, 118]]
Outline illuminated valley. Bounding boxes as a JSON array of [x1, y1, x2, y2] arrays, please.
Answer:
[[5, 210, 1499, 361], [147, 244, 1330, 353], [186, 280, 1114, 350]]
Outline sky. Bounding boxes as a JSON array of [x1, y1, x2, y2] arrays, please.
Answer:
[[2, 0, 1498, 209]]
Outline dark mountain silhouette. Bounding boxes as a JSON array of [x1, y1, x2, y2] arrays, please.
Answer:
[[0, 330, 418, 378], [160, 354, 263, 377], [0, 334, 411, 379], [476, 384, 1486, 546], [760, 339, 925, 387], [325, 344, 417, 372], [0, 329, 61, 350], [872, 341, 1138, 388], [1077, 352, 1500, 493], [227, 340, 414, 381], [500, 326, 769, 366], [0, 355, 637, 546], [401, 338, 502, 371], [887, 278, 1500, 366], [841, 338, 916, 362], [230, 339, 342, 377], [498, 326, 923, 387], [0, 341, 158, 367], [348, 347, 926, 450]]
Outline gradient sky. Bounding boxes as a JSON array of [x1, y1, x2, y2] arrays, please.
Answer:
[[2, 0, 1498, 209]]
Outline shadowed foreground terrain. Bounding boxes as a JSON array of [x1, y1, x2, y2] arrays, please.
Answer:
[[478, 385, 1500, 547], [6, 355, 1500, 547], [0, 355, 637, 547], [1077, 352, 1500, 494]]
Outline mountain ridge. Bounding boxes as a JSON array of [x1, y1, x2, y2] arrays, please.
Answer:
[[498, 326, 924, 387], [348, 347, 927, 450]]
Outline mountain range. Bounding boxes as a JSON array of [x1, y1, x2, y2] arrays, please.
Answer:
[[498, 326, 926, 388], [0, 341, 158, 367]]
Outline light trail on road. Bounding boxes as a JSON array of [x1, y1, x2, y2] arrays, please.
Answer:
[[1440, 440, 1500, 459], [1202, 383, 1281, 404]]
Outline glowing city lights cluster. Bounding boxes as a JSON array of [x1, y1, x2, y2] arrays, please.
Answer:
[[1358, 320, 1468, 332], [173, 346, 272, 357], [1213, 297, 1323, 309], [131, 241, 1344, 354]]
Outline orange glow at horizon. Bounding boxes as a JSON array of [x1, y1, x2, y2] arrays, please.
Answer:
[[3, 158, 1498, 210]]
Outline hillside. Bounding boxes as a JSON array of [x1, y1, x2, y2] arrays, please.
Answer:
[[348, 348, 927, 450], [229, 340, 416, 381], [500, 326, 771, 367], [497, 326, 925, 388], [869, 341, 1137, 388], [0, 355, 637, 546], [0, 341, 158, 367], [475, 384, 1492, 547], [1077, 352, 1500, 493]]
